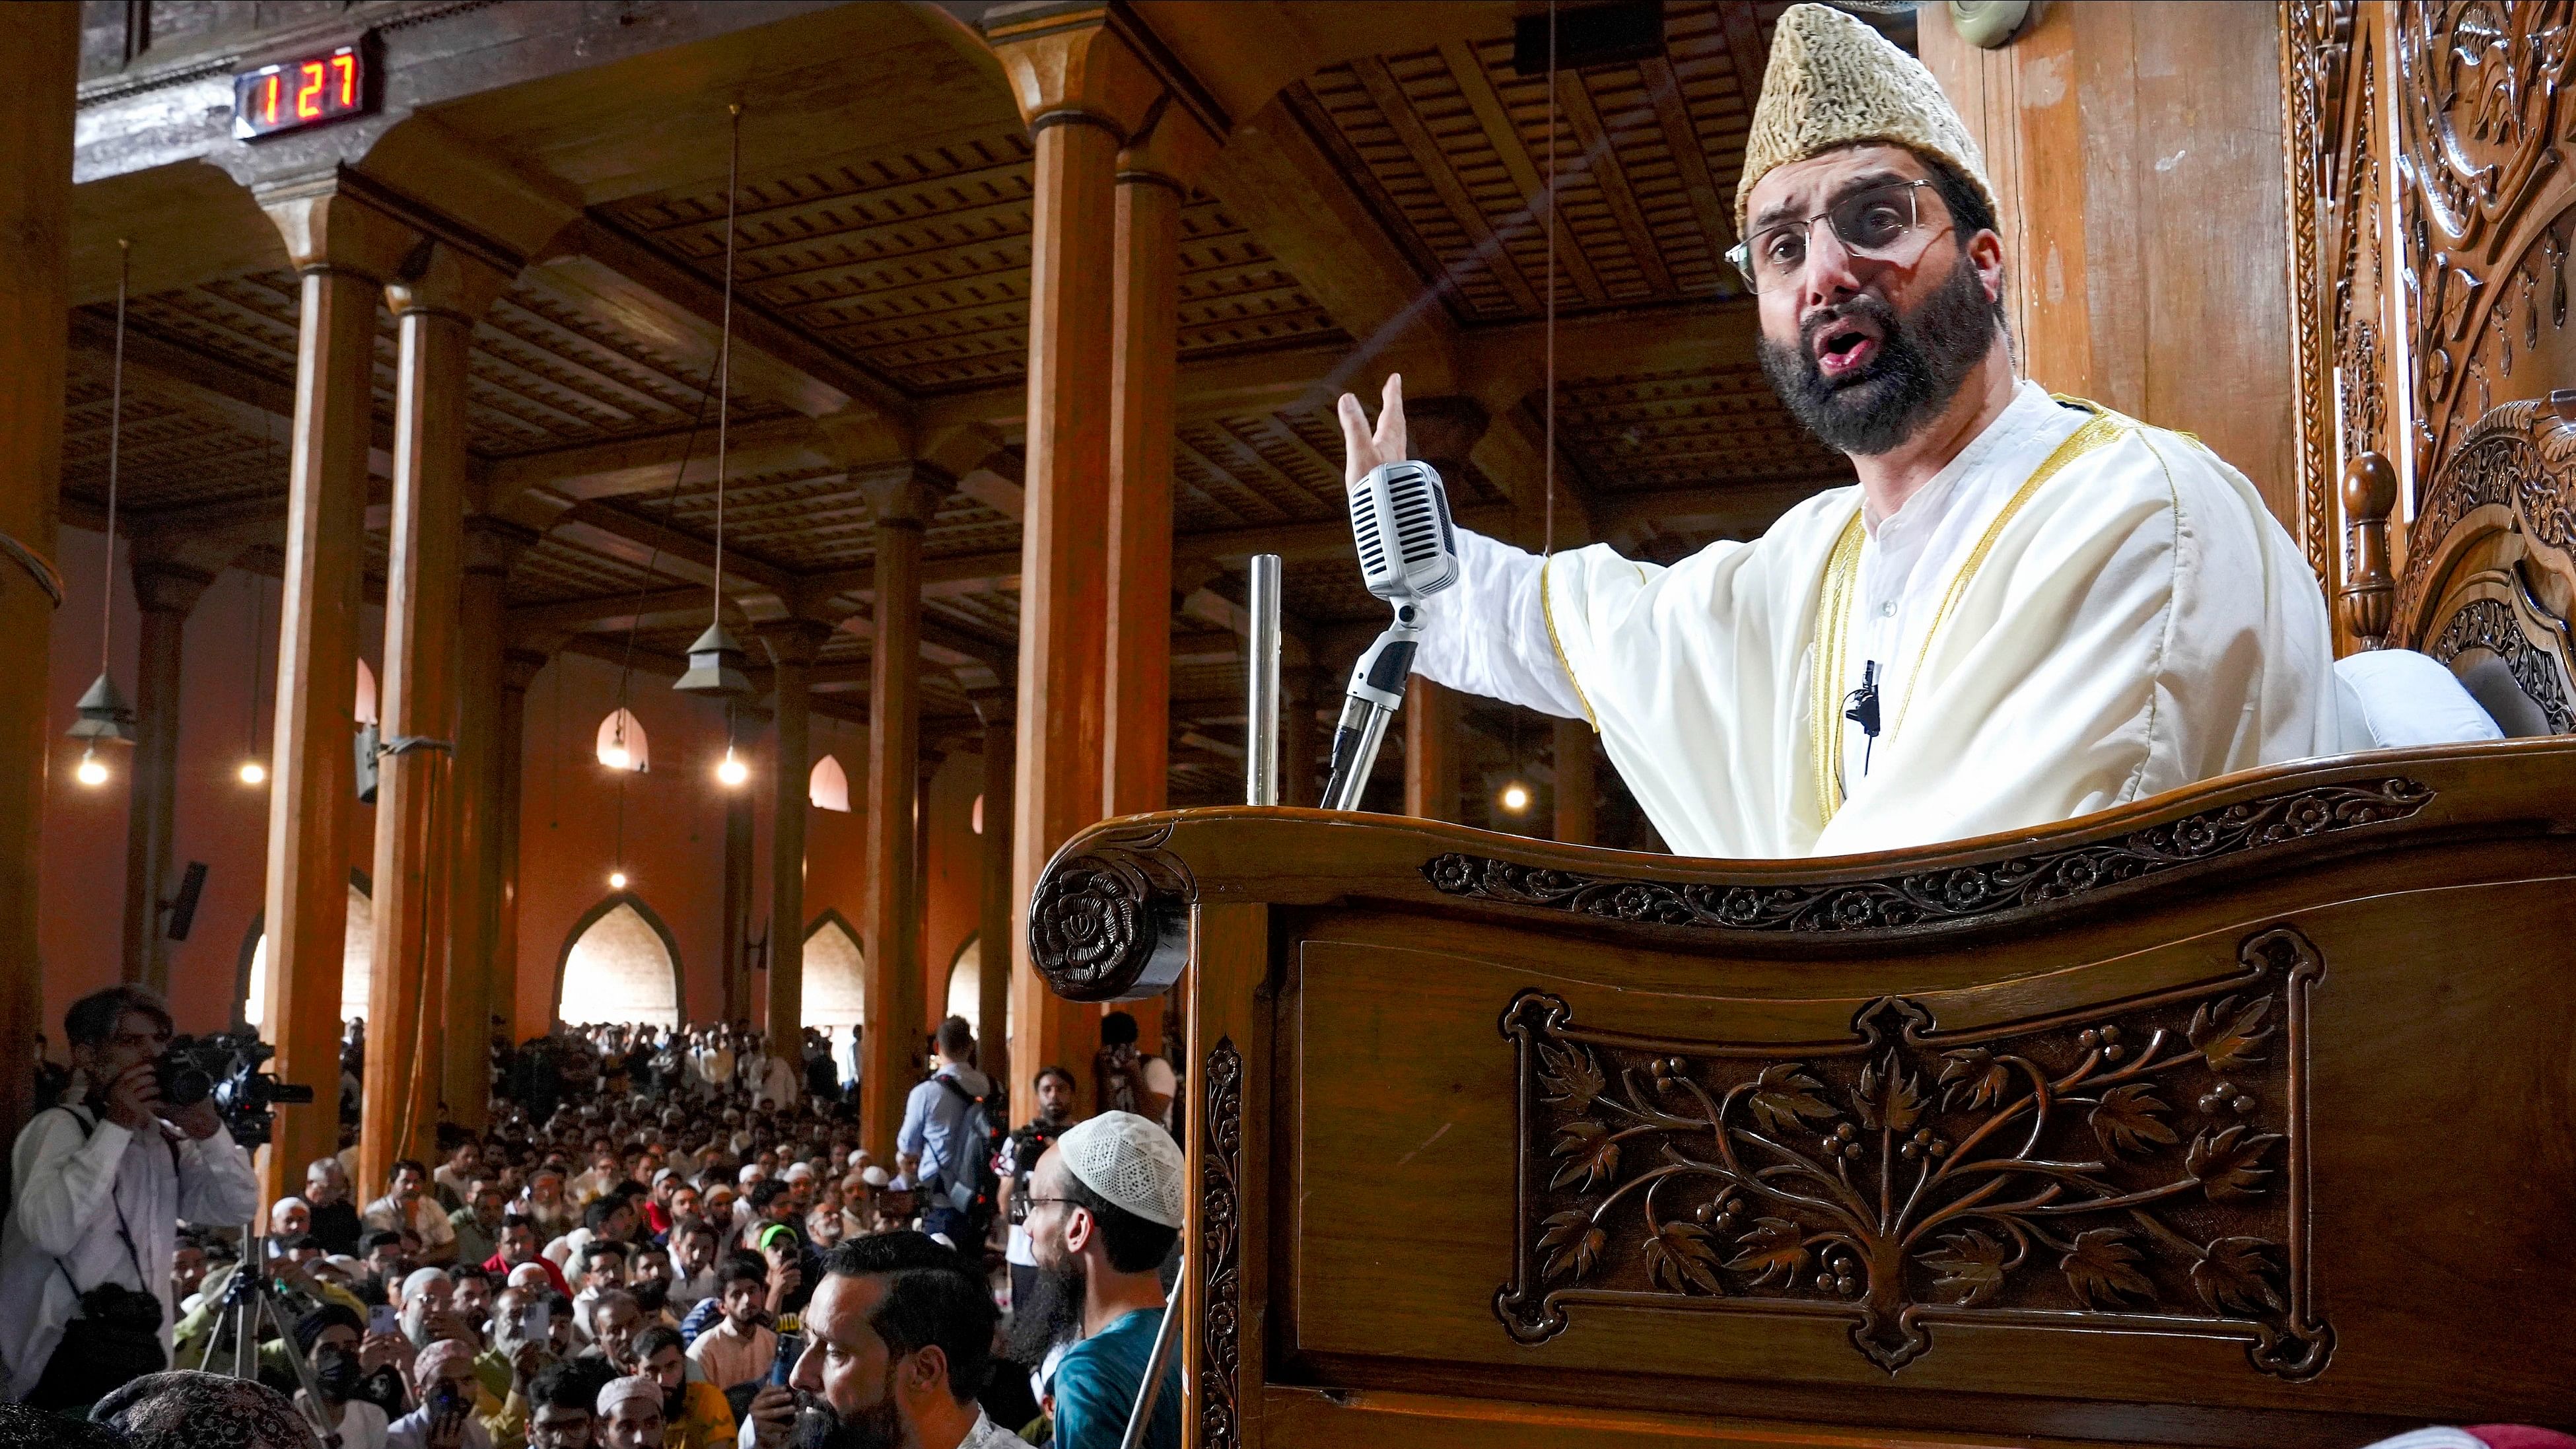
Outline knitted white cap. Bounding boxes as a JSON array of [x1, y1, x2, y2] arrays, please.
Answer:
[[1735, 3, 1997, 235], [596, 1373, 660, 1419], [1057, 1110, 1185, 1229]]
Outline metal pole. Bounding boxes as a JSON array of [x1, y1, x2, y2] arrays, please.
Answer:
[[1245, 553, 1282, 807]]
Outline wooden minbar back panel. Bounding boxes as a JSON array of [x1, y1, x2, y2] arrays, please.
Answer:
[[1031, 745, 2576, 1448]]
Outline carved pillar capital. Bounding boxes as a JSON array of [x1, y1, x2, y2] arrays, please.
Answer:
[[984, 8, 1162, 140], [969, 686, 1016, 729], [464, 514, 541, 578], [500, 645, 552, 694], [757, 618, 837, 668], [858, 468, 950, 530], [256, 177, 419, 281], [127, 557, 215, 617], [386, 242, 513, 324]]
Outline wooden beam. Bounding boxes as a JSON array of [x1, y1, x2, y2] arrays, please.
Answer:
[[505, 584, 708, 634], [1718, 2, 1774, 119], [1638, 53, 1741, 265], [71, 312, 396, 477], [1348, 57, 1543, 315], [485, 413, 830, 503], [1588, 478, 1837, 542], [1555, 69, 1679, 297], [1439, 39, 1609, 308], [530, 217, 912, 423], [554, 498, 799, 596]]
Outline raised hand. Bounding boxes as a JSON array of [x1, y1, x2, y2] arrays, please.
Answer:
[[1335, 373, 1408, 488]]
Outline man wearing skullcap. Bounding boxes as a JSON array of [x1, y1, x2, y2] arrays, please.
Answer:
[[1344, 2, 2344, 859], [90, 1370, 322, 1449], [389, 1337, 492, 1448], [1013, 1111, 1183, 1449], [594, 1372, 664, 1448]]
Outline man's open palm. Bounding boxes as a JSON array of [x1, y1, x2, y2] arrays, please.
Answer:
[[1337, 372, 1407, 487]]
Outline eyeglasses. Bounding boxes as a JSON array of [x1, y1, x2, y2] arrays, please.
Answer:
[[1009, 1194, 1078, 1226], [1727, 178, 1943, 293]]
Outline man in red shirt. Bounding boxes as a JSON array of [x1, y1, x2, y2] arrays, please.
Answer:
[[482, 1211, 571, 1298]]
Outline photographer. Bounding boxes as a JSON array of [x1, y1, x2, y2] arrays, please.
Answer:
[[0, 985, 261, 1409]]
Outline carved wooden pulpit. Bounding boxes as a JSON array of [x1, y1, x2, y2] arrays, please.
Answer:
[[1027, 742, 2576, 1448]]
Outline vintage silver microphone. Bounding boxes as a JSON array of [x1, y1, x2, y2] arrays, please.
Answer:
[[1319, 458, 1461, 810]]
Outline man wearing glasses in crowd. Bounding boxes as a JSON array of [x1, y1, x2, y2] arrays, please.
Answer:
[[0, 985, 262, 1409], [1342, 2, 2339, 861]]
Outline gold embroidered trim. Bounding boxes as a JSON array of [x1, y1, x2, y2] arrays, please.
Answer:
[[1540, 553, 1601, 732], [1811, 398, 2128, 826]]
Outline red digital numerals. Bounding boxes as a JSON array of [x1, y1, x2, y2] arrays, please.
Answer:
[[234, 47, 366, 139]]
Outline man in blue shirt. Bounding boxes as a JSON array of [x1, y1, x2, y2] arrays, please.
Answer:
[[1013, 1111, 1185, 1449], [895, 1017, 993, 1246]]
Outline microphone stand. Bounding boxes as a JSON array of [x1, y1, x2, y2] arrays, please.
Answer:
[[1318, 599, 1426, 811]]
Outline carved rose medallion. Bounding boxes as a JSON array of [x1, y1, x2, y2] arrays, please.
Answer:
[[1496, 929, 2332, 1379]]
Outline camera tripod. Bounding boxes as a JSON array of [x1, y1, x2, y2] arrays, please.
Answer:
[[192, 1226, 333, 1440]]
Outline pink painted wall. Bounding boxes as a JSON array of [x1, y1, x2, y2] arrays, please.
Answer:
[[40, 524, 381, 1043], [38, 525, 989, 1068]]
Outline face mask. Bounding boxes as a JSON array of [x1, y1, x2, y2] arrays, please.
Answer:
[[312, 1345, 363, 1399]]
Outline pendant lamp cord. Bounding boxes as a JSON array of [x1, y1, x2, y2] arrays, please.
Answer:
[[710, 102, 742, 626], [1543, 5, 1558, 562], [102, 238, 130, 676]]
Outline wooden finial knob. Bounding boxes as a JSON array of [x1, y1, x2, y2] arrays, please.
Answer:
[[2340, 451, 2397, 524], [2338, 451, 2397, 649]]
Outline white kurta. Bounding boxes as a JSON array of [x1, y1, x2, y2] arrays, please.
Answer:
[[1414, 382, 2340, 859]]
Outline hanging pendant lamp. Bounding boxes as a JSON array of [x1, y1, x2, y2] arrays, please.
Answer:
[[676, 104, 754, 703], [71, 240, 139, 779]]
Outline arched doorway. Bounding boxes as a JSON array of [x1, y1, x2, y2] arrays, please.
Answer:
[[238, 872, 374, 1033], [555, 892, 683, 1028], [943, 935, 1010, 1043], [802, 911, 865, 1065]]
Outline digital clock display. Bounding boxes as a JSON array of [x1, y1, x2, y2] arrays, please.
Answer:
[[233, 46, 371, 139]]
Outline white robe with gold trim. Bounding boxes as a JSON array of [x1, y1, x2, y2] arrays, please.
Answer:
[[1412, 382, 2340, 859]]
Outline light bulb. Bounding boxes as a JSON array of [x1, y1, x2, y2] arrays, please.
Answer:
[[608, 870, 629, 890], [716, 747, 748, 787], [238, 760, 268, 786], [600, 743, 632, 771], [75, 748, 108, 787], [1500, 783, 1531, 813]]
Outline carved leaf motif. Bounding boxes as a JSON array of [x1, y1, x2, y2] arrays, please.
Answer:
[[1539, 1209, 1605, 1283], [1853, 1051, 1924, 1134], [1549, 1119, 1620, 1192], [1749, 1064, 1836, 1136], [2189, 994, 2274, 1072], [2186, 1124, 2285, 1203], [1920, 1228, 2010, 1307], [2060, 1228, 2155, 1310], [1537, 1040, 1604, 1112], [1642, 1220, 1726, 1295], [1723, 1216, 1811, 1287], [2089, 1083, 2179, 1158], [1937, 1047, 2011, 1110], [2192, 1236, 2288, 1317]]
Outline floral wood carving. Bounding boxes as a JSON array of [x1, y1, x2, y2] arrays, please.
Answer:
[[1027, 824, 1193, 1001], [1199, 1039, 1243, 1449], [2430, 596, 2576, 731], [2395, 400, 2576, 638], [1495, 928, 2332, 1379], [1424, 779, 2431, 935]]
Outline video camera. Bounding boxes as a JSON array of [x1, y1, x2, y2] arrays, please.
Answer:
[[156, 1029, 315, 1147]]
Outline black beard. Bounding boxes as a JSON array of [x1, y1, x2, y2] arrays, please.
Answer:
[[811, 1368, 908, 1449], [1756, 252, 1999, 457], [1006, 1259, 1086, 1364]]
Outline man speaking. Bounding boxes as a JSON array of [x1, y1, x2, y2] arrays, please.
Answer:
[[1340, 3, 2337, 858]]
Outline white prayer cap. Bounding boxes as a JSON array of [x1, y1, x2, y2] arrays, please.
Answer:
[[507, 1262, 551, 1290], [401, 1267, 454, 1302], [846, 1149, 866, 1168], [737, 1163, 765, 1185], [783, 1162, 815, 1182], [268, 1196, 310, 1229], [1057, 1110, 1185, 1229], [596, 1373, 661, 1418], [860, 1166, 890, 1187]]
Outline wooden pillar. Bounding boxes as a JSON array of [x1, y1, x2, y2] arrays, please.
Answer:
[[721, 727, 757, 1025], [1403, 676, 1459, 822], [496, 646, 546, 1050], [365, 248, 491, 1187], [854, 470, 942, 1157], [1552, 717, 1595, 846], [257, 184, 409, 1201], [971, 692, 1014, 1086], [989, 10, 1159, 1119], [122, 556, 214, 991], [0, 2, 75, 1185], [763, 620, 832, 1046], [1280, 666, 1321, 808], [915, 745, 944, 1040], [446, 517, 528, 1130], [1101, 108, 1216, 821]]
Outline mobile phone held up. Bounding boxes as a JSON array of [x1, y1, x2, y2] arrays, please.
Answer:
[[367, 1303, 400, 1338]]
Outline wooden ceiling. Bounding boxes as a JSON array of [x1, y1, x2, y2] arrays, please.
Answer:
[[65, 0, 1854, 831]]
